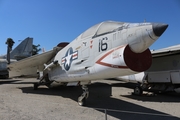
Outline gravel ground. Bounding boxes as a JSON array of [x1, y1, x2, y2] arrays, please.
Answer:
[[0, 78, 180, 120]]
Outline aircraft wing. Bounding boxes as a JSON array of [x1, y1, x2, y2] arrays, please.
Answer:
[[151, 44, 180, 57], [8, 46, 62, 78]]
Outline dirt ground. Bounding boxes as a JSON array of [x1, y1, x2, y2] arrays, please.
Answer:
[[0, 78, 180, 120]]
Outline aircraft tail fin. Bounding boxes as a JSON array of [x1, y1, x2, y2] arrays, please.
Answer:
[[10, 37, 33, 60]]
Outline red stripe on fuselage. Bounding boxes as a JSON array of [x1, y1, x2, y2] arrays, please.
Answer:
[[96, 45, 129, 69]]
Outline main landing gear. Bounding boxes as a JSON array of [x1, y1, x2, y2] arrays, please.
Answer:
[[78, 85, 89, 106], [33, 74, 52, 90], [34, 73, 89, 106]]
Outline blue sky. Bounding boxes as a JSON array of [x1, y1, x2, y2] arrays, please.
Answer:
[[0, 0, 179, 55]]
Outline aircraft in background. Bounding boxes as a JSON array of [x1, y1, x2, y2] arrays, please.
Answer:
[[0, 37, 33, 78], [116, 44, 180, 95], [0, 37, 33, 60], [8, 21, 168, 105]]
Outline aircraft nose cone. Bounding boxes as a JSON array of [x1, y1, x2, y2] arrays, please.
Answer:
[[152, 23, 168, 37]]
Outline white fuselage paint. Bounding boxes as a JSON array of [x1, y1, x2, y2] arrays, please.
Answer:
[[49, 23, 159, 82]]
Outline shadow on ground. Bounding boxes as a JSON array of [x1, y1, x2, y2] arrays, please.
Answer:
[[110, 82, 180, 102], [0, 79, 21, 84], [18, 81, 180, 120]]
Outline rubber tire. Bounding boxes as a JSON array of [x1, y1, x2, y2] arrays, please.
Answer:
[[134, 86, 143, 95]]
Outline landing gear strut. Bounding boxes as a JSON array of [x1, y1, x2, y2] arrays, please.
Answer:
[[33, 74, 52, 90], [78, 85, 89, 106]]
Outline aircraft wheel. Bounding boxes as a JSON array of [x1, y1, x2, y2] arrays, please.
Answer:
[[134, 86, 143, 95], [78, 97, 86, 106], [33, 83, 38, 90]]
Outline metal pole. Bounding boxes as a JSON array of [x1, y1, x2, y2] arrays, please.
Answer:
[[7, 46, 10, 64], [105, 109, 107, 120]]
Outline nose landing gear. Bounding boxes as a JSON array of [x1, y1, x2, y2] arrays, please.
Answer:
[[78, 85, 89, 106]]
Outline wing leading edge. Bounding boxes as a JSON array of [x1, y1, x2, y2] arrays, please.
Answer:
[[8, 46, 62, 78]]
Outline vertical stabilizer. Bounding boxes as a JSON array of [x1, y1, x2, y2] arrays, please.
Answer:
[[10, 37, 33, 60]]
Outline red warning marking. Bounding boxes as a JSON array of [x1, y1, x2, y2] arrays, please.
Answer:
[[90, 40, 93, 44], [90, 45, 93, 49]]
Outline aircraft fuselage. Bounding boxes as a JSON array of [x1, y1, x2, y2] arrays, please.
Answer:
[[48, 21, 168, 82]]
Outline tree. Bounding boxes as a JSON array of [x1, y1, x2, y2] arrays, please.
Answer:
[[32, 44, 41, 55]]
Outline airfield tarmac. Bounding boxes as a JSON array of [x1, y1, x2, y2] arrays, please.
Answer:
[[0, 78, 180, 120]]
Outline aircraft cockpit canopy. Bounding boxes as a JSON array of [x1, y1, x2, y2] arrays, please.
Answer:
[[81, 21, 125, 39]]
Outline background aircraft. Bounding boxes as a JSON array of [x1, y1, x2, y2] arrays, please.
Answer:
[[8, 21, 168, 105], [0, 37, 33, 78], [116, 44, 180, 95]]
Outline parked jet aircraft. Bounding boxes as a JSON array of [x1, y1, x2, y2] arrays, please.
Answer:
[[8, 21, 168, 105], [0, 37, 33, 78], [117, 44, 180, 95]]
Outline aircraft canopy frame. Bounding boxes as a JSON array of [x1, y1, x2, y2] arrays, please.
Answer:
[[81, 21, 125, 39]]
